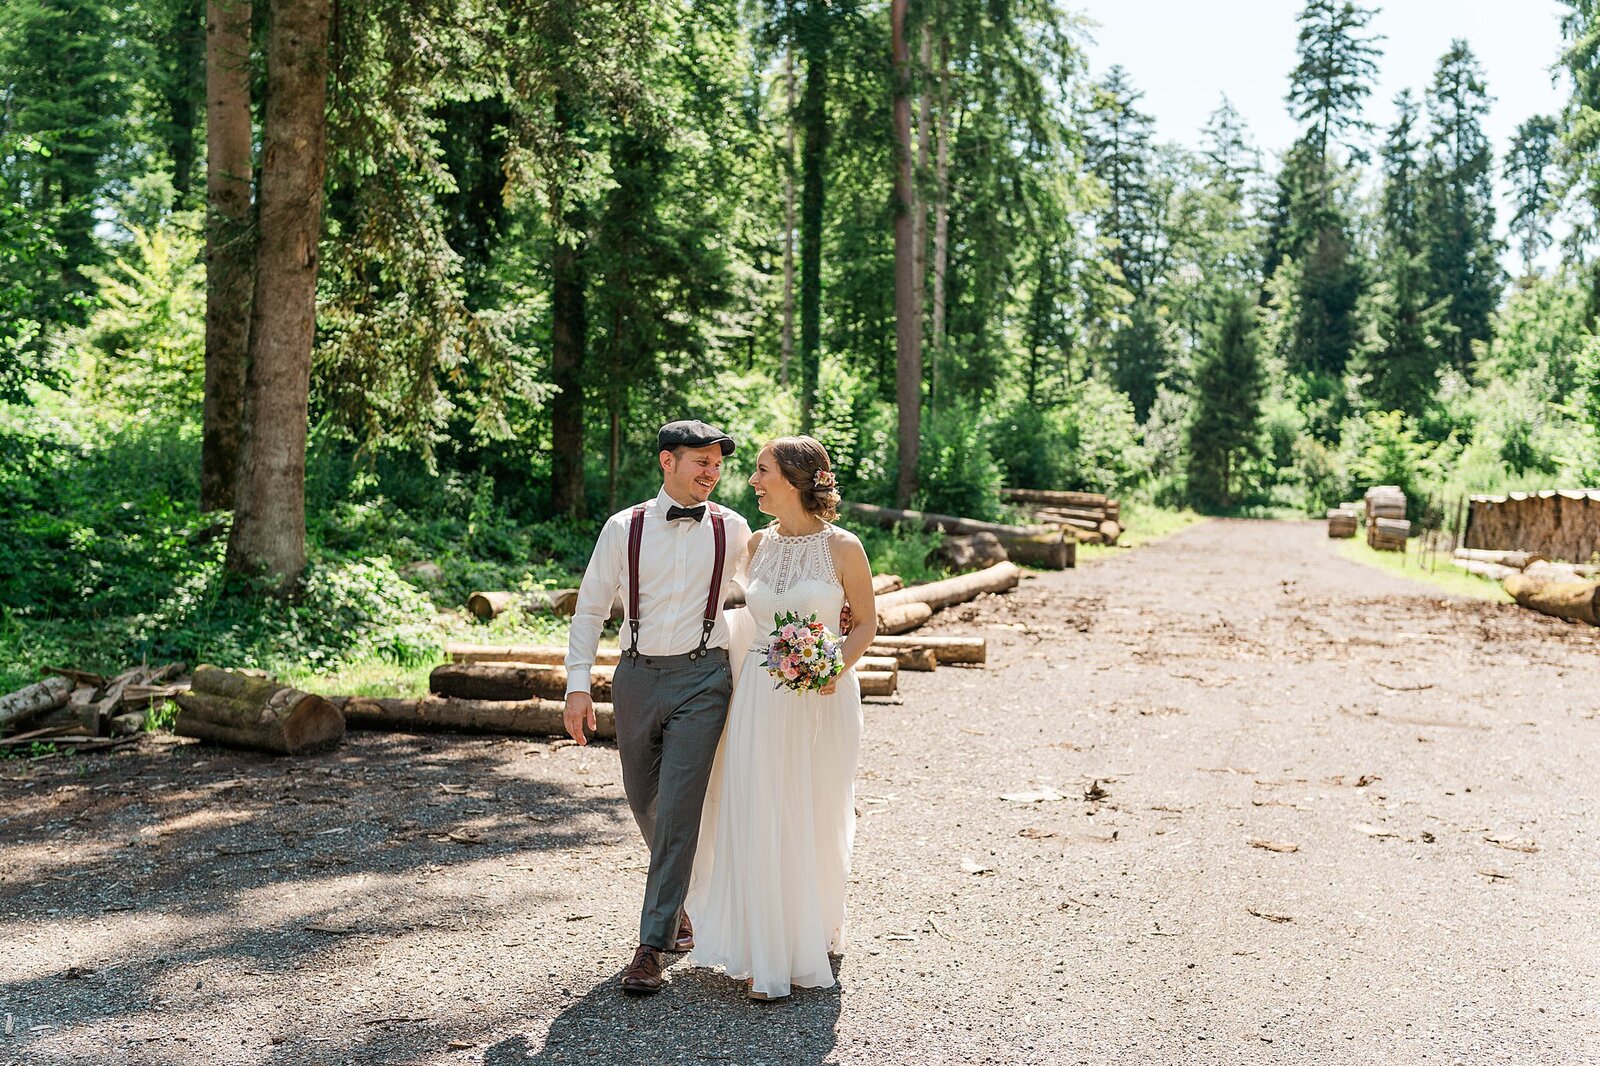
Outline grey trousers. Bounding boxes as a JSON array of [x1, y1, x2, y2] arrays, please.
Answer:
[[610, 647, 732, 950]]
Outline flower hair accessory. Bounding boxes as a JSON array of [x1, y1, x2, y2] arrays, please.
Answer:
[[813, 468, 837, 489]]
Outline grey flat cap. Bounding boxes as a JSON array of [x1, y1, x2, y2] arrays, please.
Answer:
[[657, 419, 736, 456]]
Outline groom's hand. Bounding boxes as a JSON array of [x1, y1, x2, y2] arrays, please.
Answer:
[[839, 603, 853, 635], [564, 692, 597, 745]]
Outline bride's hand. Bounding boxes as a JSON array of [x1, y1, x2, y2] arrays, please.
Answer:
[[818, 678, 838, 696]]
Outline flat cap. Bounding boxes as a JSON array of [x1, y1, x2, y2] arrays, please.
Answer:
[[657, 419, 736, 456]]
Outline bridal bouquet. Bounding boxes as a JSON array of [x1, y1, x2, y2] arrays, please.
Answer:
[[764, 611, 846, 693]]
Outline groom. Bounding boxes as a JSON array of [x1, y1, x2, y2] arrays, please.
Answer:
[[563, 419, 751, 995]]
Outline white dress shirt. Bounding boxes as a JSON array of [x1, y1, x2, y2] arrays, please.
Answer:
[[564, 487, 752, 695]]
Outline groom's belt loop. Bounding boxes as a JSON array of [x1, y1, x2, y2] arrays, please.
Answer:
[[624, 502, 726, 662]]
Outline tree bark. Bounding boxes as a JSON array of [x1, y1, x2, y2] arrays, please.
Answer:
[[0, 676, 74, 732], [929, 32, 951, 415], [930, 532, 1009, 573], [550, 167, 588, 519], [840, 501, 1073, 567], [224, 0, 330, 584], [891, 0, 922, 509], [798, 1, 829, 433], [876, 601, 933, 634], [867, 633, 986, 664], [340, 695, 617, 741], [781, 43, 797, 389], [174, 666, 343, 755], [1504, 573, 1600, 626], [432, 662, 614, 703], [875, 562, 1021, 613], [1454, 548, 1543, 569], [201, 0, 255, 513]]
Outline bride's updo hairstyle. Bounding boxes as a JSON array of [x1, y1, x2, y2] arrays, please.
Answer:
[[765, 436, 840, 521]]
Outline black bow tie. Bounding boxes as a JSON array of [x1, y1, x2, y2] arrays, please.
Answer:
[[666, 504, 706, 523]]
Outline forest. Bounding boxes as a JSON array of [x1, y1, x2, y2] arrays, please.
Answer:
[[4, 0, 1600, 691]]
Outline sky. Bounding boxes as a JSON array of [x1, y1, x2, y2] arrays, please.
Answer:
[[1069, 0, 1570, 229]]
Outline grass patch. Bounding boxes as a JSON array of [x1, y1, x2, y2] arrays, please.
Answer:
[[1076, 503, 1205, 565], [1335, 537, 1512, 602]]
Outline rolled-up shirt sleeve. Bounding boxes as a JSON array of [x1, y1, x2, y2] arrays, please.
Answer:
[[565, 515, 626, 696]]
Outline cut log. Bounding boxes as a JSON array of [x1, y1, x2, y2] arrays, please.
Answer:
[[446, 642, 593, 665], [1031, 504, 1111, 524], [841, 501, 1056, 539], [1369, 517, 1410, 552], [930, 533, 1008, 573], [173, 666, 344, 755], [1327, 513, 1358, 538], [1098, 520, 1122, 545], [877, 601, 933, 634], [1504, 573, 1600, 626], [994, 528, 1074, 568], [1000, 488, 1108, 509], [1454, 559, 1518, 581], [1453, 548, 1544, 570], [867, 633, 986, 665], [339, 696, 617, 740], [857, 670, 895, 697], [875, 562, 1022, 613], [873, 573, 904, 595], [431, 662, 613, 703], [466, 589, 580, 621], [1522, 560, 1597, 582], [864, 645, 937, 671], [432, 655, 899, 702], [0, 676, 74, 732]]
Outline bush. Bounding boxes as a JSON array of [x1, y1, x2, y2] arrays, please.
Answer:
[[991, 379, 1147, 496], [913, 404, 1004, 520]]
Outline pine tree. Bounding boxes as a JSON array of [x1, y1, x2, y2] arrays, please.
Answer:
[[1185, 293, 1266, 510], [1268, 0, 1381, 381], [1084, 66, 1159, 298], [1504, 114, 1561, 276], [1419, 40, 1502, 376], [1358, 92, 1453, 417]]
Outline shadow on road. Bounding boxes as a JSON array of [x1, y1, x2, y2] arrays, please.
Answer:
[[487, 960, 843, 1066]]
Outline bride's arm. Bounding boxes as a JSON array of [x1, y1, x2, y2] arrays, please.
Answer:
[[828, 529, 876, 671]]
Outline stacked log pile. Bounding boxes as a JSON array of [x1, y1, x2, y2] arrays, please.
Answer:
[[840, 502, 1074, 569], [1464, 489, 1600, 563], [1326, 503, 1358, 539], [1000, 489, 1122, 546], [0, 662, 189, 753], [174, 667, 344, 755], [1364, 486, 1409, 551]]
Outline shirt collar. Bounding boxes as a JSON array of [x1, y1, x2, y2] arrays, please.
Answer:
[[656, 485, 706, 513]]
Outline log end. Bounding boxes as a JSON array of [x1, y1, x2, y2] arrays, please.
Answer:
[[281, 695, 346, 755]]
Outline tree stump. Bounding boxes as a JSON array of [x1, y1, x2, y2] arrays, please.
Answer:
[[174, 666, 343, 755]]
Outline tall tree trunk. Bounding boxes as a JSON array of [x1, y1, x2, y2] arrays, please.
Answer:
[[798, 2, 829, 434], [167, 0, 206, 206], [891, 0, 921, 509], [549, 171, 588, 520], [781, 44, 796, 390], [912, 23, 932, 305], [929, 33, 951, 418], [224, 0, 330, 585], [201, 0, 254, 513]]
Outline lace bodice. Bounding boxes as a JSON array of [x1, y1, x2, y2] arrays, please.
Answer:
[[744, 525, 844, 639]]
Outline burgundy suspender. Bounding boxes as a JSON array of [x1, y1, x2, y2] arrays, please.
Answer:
[[697, 506, 727, 659], [623, 502, 727, 662], [625, 505, 647, 661]]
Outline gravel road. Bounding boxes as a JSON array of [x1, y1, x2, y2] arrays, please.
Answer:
[[3, 518, 1598, 1065]]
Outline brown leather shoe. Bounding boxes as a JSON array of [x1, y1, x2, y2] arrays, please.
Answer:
[[672, 911, 694, 952], [619, 945, 665, 995]]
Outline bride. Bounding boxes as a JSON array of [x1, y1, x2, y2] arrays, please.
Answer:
[[685, 435, 876, 1001]]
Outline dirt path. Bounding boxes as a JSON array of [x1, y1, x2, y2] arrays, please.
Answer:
[[4, 519, 1598, 1065]]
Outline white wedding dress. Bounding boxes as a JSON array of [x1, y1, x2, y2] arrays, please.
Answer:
[[686, 525, 864, 998]]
